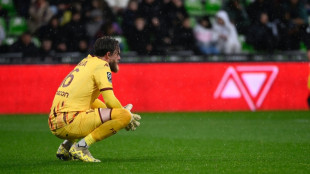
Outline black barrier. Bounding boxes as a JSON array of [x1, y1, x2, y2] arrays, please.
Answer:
[[0, 51, 308, 64]]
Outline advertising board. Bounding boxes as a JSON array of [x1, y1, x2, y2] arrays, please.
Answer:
[[0, 62, 308, 113]]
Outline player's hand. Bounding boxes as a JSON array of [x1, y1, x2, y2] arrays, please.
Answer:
[[125, 113, 141, 131], [124, 104, 141, 131]]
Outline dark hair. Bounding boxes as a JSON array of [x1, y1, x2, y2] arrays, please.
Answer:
[[198, 15, 212, 28], [93, 36, 119, 57]]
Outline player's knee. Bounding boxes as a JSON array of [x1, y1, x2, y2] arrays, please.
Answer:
[[112, 108, 132, 127], [120, 108, 132, 127]]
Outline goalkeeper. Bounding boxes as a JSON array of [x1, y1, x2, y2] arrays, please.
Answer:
[[48, 36, 141, 162]]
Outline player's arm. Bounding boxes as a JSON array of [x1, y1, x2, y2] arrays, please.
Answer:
[[100, 89, 122, 108], [93, 64, 122, 109], [91, 99, 107, 109]]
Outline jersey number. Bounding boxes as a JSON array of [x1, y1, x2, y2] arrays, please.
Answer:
[[61, 68, 79, 87]]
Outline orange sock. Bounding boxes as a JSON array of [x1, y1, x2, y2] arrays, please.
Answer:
[[84, 108, 131, 146]]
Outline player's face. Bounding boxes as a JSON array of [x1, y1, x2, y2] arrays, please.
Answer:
[[109, 48, 121, 73]]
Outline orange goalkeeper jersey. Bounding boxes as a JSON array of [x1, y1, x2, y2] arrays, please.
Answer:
[[48, 55, 115, 130], [50, 54, 114, 113]]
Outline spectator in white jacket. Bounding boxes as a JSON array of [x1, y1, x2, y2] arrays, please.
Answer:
[[213, 10, 241, 54], [193, 16, 219, 55]]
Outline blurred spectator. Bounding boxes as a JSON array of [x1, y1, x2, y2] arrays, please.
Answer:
[[99, 0, 117, 23], [223, 0, 250, 35], [246, 12, 279, 52], [164, 0, 189, 32], [28, 0, 54, 33], [127, 16, 152, 55], [48, 1, 74, 26], [78, 39, 89, 54], [96, 21, 122, 38], [86, 10, 104, 39], [85, 0, 117, 43], [13, 0, 31, 17], [138, 0, 162, 30], [193, 16, 219, 55], [62, 10, 89, 51], [35, 16, 63, 50], [0, 24, 5, 43], [267, 0, 285, 22], [0, 25, 7, 53], [94, 21, 123, 50], [172, 17, 197, 52], [307, 0, 310, 15], [213, 10, 241, 54], [83, 0, 116, 23], [151, 15, 172, 55], [55, 40, 68, 53], [160, 0, 189, 53], [122, 0, 139, 39], [277, 0, 310, 51], [246, 0, 273, 24], [10, 31, 38, 58], [38, 38, 54, 62], [0, 4, 8, 39], [105, 0, 130, 15]]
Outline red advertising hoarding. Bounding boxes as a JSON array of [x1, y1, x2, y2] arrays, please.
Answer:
[[0, 62, 308, 114]]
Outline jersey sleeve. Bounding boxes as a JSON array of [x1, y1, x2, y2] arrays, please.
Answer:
[[101, 90, 123, 108], [93, 64, 113, 91]]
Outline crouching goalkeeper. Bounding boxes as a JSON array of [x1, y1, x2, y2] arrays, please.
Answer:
[[48, 36, 141, 162]]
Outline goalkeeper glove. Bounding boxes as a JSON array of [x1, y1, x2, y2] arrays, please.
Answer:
[[124, 104, 141, 131], [125, 114, 141, 131]]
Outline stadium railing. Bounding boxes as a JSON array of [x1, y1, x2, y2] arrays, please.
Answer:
[[0, 51, 308, 64]]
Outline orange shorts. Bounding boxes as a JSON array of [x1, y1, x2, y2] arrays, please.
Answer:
[[50, 108, 106, 141]]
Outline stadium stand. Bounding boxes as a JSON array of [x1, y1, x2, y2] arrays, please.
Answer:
[[0, 0, 309, 63], [0, 0, 16, 16], [205, 0, 222, 15], [184, 0, 205, 16], [7, 16, 27, 36]]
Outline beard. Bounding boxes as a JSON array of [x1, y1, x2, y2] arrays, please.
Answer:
[[109, 60, 119, 73]]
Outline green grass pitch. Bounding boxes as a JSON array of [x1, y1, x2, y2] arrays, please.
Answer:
[[0, 111, 310, 173]]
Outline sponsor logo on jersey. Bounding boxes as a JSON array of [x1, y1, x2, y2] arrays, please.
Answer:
[[56, 90, 69, 98], [107, 72, 112, 83]]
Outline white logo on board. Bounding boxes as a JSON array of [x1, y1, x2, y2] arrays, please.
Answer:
[[214, 66, 279, 111]]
